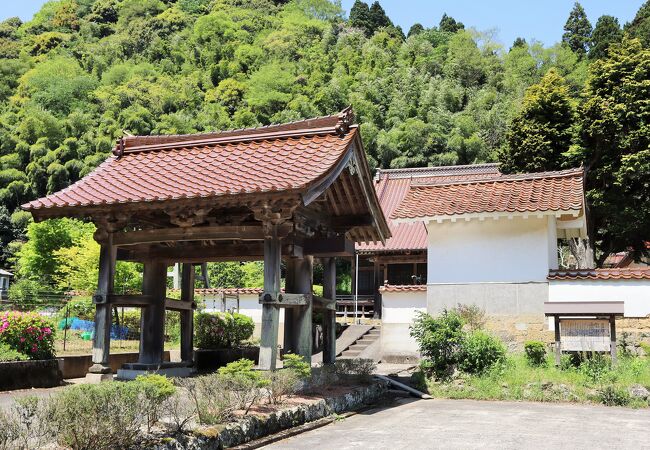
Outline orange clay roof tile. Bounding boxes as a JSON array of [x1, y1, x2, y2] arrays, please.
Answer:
[[392, 168, 584, 220], [379, 284, 427, 292], [548, 268, 650, 280], [22, 115, 356, 212]]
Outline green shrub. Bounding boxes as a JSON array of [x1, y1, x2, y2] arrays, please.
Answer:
[[134, 374, 176, 431], [458, 330, 506, 374], [119, 310, 141, 335], [333, 358, 377, 383], [179, 375, 233, 425], [48, 382, 143, 450], [0, 342, 28, 362], [410, 310, 464, 378], [265, 369, 300, 405], [0, 311, 55, 360], [194, 312, 254, 349], [282, 353, 311, 379], [218, 359, 268, 413], [579, 354, 611, 382], [524, 341, 547, 367], [597, 385, 630, 406]]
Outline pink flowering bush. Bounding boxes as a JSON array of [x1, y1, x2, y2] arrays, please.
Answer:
[[0, 311, 56, 360], [194, 312, 254, 349]]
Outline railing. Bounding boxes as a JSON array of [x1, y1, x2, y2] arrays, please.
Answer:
[[335, 294, 375, 319]]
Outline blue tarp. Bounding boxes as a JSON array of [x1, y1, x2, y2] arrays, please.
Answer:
[[68, 318, 129, 340]]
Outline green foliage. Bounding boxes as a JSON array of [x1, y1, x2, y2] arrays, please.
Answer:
[[524, 341, 548, 367], [134, 374, 176, 431], [579, 354, 612, 382], [579, 38, 650, 261], [625, 0, 650, 47], [218, 359, 268, 413], [597, 385, 630, 407], [59, 296, 94, 322], [194, 312, 255, 349], [410, 310, 465, 378], [0, 342, 28, 361], [500, 69, 575, 173], [282, 352, 311, 379], [457, 330, 506, 374], [47, 382, 143, 450], [0, 311, 55, 360], [439, 13, 464, 33], [562, 2, 592, 56], [207, 261, 264, 289], [589, 15, 622, 60]]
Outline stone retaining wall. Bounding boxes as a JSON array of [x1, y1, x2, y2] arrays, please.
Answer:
[[0, 359, 63, 391], [148, 381, 388, 449]]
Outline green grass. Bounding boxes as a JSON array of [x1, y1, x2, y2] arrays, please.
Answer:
[[423, 354, 650, 408]]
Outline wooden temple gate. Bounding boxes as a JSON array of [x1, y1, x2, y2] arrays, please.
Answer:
[[23, 108, 390, 376]]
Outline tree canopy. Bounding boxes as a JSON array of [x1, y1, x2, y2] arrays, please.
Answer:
[[0, 0, 647, 274]]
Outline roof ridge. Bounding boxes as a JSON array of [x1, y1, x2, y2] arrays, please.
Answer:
[[412, 167, 583, 188], [124, 113, 341, 141]]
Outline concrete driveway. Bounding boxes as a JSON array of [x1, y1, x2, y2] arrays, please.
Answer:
[[265, 397, 650, 449]]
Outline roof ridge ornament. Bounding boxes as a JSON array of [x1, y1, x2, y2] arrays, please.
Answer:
[[335, 106, 355, 135], [114, 137, 125, 158]]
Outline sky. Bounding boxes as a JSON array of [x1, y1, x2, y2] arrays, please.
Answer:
[[0, 0, 644, 48]]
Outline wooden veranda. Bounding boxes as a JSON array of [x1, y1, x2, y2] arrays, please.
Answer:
[[23, 108, 390, 376]]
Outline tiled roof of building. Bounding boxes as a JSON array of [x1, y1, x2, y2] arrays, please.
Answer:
[[379, 284, 427, 292], [194, 288, 264, 295], [22, 114, 356, 211], [392, 168, 584, 221], [358, 164, 502, 253], [548, 268, 650, 280]]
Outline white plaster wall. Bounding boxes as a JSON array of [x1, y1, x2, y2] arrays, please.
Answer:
[[426, 217, 554, 283], [549, 279, 650, 318], [427, 282, 549, 315], [381, 290, 427, 361]]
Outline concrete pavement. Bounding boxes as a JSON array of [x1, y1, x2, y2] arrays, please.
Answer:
[[265, 397, 650, 449]]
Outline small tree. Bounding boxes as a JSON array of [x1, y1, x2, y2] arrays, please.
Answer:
[[410, 310, 464, 378], [589, 15, 622, 60]]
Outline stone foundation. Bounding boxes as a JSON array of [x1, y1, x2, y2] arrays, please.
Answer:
[[148, 381, 388, 449]]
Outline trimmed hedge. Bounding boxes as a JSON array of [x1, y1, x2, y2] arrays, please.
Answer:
[[194, 312, 254, 350]]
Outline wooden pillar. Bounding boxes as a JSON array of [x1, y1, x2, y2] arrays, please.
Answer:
[[259, 223, 281, 370], [283, 258, 297, 355], [610, 316, 617, 365], [294, 256, 313, 364], [322, 257, 337, 364], [180, 263, 195, 364], [554, 315, 561, 366], [89, 233, 116, 374], [139, 261, 167, 365]]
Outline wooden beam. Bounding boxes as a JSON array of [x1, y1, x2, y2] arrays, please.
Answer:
[[313, 295, 336, 311], [302, 146, 354, 206], [165, 298, 195, 311], [112, 224, 291, 247], [259, 292, 311, 307], [303, 236, 355, 256], [331, 215, 374, 229], [554, 315, 561, 367], [108, 294, 155, 307]]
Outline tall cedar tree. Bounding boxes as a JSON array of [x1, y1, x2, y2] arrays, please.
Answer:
[[369, 1, 392, 30], [562, 2, 592, 56], [589, 15, 622, 60], [625, 0, 650, 47], [580, 38, 650, 262], [439, 13, 464, 33], [349, 0, 373, 36], [499, 69, 575, 174], [510, 37, 527, 51]]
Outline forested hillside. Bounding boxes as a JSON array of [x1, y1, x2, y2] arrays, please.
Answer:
[[0, 0, 648, 275]]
